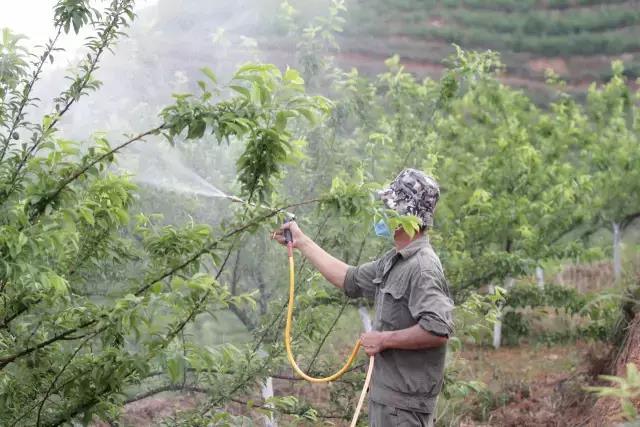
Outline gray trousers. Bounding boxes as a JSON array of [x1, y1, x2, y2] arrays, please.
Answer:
[[368, 400, 434, 427]]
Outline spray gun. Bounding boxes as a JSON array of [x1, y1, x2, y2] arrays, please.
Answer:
[[283, 214, 295, 258]]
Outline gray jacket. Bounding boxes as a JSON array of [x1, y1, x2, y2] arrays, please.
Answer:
[[343, 234, 454, 413]]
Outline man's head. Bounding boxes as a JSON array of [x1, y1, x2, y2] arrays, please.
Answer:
[[377, 168, 440, 230]]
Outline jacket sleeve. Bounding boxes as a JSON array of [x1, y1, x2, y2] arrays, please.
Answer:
[[343, 259, 380, 300], [408, 269, 455, 337]]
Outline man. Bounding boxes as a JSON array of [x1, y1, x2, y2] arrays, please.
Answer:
[[272, 168, 454, 427]]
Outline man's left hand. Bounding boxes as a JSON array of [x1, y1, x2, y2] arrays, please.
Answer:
[[360, 331, 388, 356]]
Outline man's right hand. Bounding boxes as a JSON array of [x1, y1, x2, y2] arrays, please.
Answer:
[[270, 219, 349, 289], [271, 220, 308, 250]]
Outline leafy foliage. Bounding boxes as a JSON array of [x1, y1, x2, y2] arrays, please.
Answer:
[[161, 64, 331, 202], [587, 363, 640, 421], [0, 2, 329, 425], [347, 0, 640, 55], [501, 282, 620, 344], [1, 0, 639, 425]]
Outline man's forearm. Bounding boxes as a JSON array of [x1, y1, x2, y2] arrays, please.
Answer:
[[382, 324, 447, 350], [297, 236, 349, 289]]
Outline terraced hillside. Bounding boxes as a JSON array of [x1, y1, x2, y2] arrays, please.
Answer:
[[301, 0, 640, 100], [83, 0, 640, 105]]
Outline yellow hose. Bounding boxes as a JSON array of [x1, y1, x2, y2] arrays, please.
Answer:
[[349, 354, 375, 427], [283, 245, 374, 425], [284, 250, 362, 383]]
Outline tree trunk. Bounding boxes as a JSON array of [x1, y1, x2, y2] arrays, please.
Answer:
[[491, 283, 501, 349], [613, 222, 622, 283], [255, 269, 268, 316], [492, 277, 514, 349], [258, 349, 277, 427], [536, 266, 544, 290]]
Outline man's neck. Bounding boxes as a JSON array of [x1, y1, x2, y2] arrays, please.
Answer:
[[394, 229, 424, 251]]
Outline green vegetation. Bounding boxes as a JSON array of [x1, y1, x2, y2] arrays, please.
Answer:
[[424, 26, 640, 56], [0, 2, 329, 424], [333, 0, 640, 87], [442, 7, 640, 36], [435, 0, 633, 12], [1, 0, 639, 425], [501, 282, 619, 344], [350, 0, 635, 13], [588, 363, 640, 421], [347, 1, 640, 55]]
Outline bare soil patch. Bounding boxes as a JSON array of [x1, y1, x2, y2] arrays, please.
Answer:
[[459, 341, 614, 427]]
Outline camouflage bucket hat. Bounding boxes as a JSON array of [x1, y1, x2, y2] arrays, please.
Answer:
[[377, 168, 440, 227]]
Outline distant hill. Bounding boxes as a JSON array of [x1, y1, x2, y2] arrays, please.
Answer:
[[352, 1, 640, 96], [263, 0, 640, 102], [35, 0, 640, 115]]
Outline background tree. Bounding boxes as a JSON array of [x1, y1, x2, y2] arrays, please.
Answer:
[[0, 1, 329, 425], [580, 62, 640, 282], [2, 0, 638, 425]]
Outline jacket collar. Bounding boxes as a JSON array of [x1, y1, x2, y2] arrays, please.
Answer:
[[396, 234, 429, 259]]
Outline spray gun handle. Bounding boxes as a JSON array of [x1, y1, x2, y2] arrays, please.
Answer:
[[283, 216, 294, 245]]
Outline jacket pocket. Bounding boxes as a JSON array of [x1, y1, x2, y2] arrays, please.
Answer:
[[380, 279, 410, 328]]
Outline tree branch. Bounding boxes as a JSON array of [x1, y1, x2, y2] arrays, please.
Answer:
[[0, 199, 320, 370], [5, 1, 132, 196], [229, 305, 256, 331], [28, 125, 165, 222], [9, 367, 92, 427], [0, 320, 99, 369], [36, 331, 98, 426], [1, 303, 32, 330], [621, 211, 640, 231], [0, 27, 63, 163], [48, 396, 99, 427], [135, 197, 322, 297], [124, 384, 349, 420], [306, 299, 348, 372]]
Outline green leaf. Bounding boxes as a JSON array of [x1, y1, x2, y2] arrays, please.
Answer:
[[284, 67, 304, 85], [187, 120, 206, 139], [79, 207, 95, 225], [297, 108, 316, 124], [167, 357, 182, 384], [622, 399, 637, 420], [275, 111, 288, 131], [229, 85, 250, 99], [201, 66, 217, 83]]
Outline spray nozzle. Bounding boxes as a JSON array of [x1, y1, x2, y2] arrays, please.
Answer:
[[283, 214, 295, 245]]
